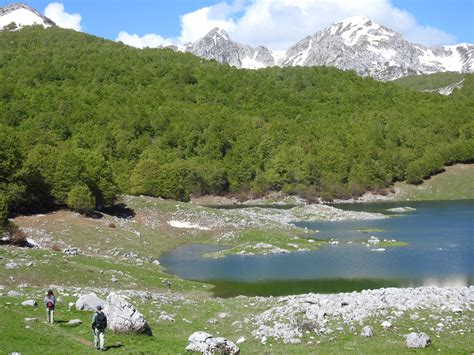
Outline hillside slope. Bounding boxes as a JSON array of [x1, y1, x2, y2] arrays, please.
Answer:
[[0, 26, 473, 217]]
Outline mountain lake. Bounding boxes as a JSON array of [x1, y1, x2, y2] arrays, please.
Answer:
[[160, 200, 474, 297]]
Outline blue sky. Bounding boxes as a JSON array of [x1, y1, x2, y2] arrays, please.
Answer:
[[2, 0, 473, 49]]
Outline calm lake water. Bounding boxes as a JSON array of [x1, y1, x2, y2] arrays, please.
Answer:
[[160, 200, 474, 297]]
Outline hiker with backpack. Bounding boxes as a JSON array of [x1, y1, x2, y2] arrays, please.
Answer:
[[92, 304, 107, 351], [44, 289, 55, 324]]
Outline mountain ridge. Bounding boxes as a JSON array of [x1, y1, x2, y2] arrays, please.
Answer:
[[0, 3, 472, 80], [185, 16, 473, 81]]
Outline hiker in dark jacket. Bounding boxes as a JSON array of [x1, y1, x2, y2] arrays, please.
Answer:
[[92, 305, 107, 351], [43, 289, 55, 324]]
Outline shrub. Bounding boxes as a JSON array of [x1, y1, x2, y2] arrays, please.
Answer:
[[67, 184, 96, 214], [0, 193, 9, 234]]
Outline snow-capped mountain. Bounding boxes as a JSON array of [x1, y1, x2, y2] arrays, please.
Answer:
[[282, 16, 473, 80], [183, 17, 472, 80], [0, 3, 54, 30], [184, 28, 275, 69], [1, 2, 472, 81]]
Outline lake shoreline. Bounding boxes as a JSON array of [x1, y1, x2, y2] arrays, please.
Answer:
[[2, 196, 473, 352]]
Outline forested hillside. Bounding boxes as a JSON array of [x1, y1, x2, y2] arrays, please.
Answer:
[[393, 72, 466, 91], [0, 26, 473, 223]]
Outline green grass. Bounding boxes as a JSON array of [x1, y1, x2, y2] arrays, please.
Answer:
[[203, 229, 326, 258], [394, 164, 474, 201], [209, 278, 403, 298], [393, 72, 466, 91], [0, 248, 209, 294], [1, 293, 472, 353], [357, 228, 386, 234], [353, 238, 408, 248]]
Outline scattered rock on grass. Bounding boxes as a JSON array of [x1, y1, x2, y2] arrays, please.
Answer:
[[361, 326, 373, 338], [451, 306, 462, 313], [185, 331, 240, 354], [405, 332, 431, 348], [6, 261, 18, 269], [21, 300, 37, 307], [67, 319, 82, 326], [63, 247, 81, 255], [159, 314, 175, 322]]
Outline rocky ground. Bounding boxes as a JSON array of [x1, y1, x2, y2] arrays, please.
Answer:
[[1, 193, 473, 353], [1, 280, 472, 353]]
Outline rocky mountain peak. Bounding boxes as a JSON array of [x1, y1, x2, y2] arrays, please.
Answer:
[[206, 27, 231, 42], [0, 2, 55, 30], [186, 27, 274, 69], [327, 16, 398, 46], [282, 17, 472, 81]]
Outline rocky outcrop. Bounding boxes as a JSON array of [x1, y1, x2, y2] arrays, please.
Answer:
[[251, 286, 472, 344], [75, 293, 105, 311], [104, 293, 151, 335], [185, 331, 240, 354]]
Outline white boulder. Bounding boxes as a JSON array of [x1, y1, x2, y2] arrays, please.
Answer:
[[361, 325, 373, 337], [6, 261, 18, 269], [405, 332, 431, 348], [104, 293, 151, 335], [159, 314, 175, 322], [367, 236, 380, 245], [76, 293, 105, 311], [21, 300, 37, 307], [186, 331, 240, 354], [67, 319, 82, 326], [451, 306, 462, 313]]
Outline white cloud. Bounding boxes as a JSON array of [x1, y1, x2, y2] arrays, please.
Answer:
[[44, 2, 81, 31], [116, 31, 175, 48], [180, 0, 456, 49], [178, 4, 237, 44], [117, 0, 457, 50]]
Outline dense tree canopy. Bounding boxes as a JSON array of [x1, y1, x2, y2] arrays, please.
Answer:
[[0, 26, 473, 214]]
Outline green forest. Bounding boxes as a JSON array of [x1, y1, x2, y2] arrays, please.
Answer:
[[0, 26, 473, 227]]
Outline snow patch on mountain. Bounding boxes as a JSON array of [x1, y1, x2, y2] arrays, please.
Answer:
[[0, 3, 54, 30], [181, 16, 472, 81], [281, 17, 473, 81]]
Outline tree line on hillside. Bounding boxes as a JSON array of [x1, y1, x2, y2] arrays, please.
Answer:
[[0, 26, 473, 230]]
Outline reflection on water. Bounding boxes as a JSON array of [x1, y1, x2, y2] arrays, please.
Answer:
[[160, 200, 474, 297], [421, 276, 471, 287]]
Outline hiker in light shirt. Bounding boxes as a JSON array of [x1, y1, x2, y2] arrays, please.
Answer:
[[43, 289, 55, 324]]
